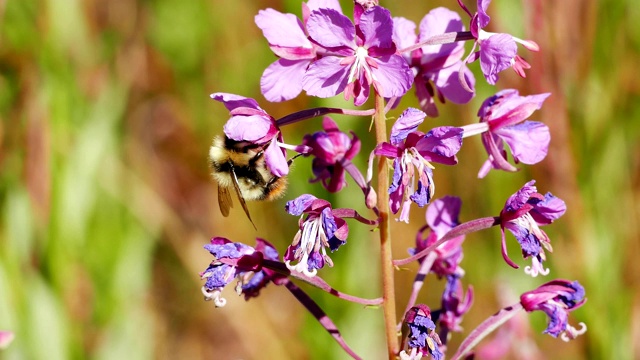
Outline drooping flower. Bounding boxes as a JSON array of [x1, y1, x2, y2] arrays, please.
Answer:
[[302, 117, 361, 192], [462, 89, 551, 178], [393, 8, 475, 117], [435, 274, 473, 338], [284, 194, 349, 276], [461, 0, 540, 84], [255, 0, 343, 102], [400, 305, 444, 360], [410, 196, 466, 276], [375, 108, 463, 222], [303, 6, 414, 105], [520, 279, 587, 341], [499, 180, 566, 277], [200, 237, 283, 306], [211, 92, 305, 176]]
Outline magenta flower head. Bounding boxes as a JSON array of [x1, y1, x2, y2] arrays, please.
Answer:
[[375, 108, 463, 222], [302, 6, 414, 105], [211, 92, 302, 176], [393, 8, 475, 117], [401, 305, 444, 360], [284, 194, 349, 277], [255, 0, 343, 102], [464, 89, 551, 178], [410, 196, 466, 276], [436, 274, 473, 337], [302, 117, 361, 192], [500, 180, 567, 277], [464, 0, 540, 84], [520, 280, 587, 341], [200, 237, 283, 307]]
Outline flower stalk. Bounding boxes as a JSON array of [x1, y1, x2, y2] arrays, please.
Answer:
[[374, 92, 399, 358]]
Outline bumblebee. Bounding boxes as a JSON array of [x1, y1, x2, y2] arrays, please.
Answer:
[[209, 136, 288, 228]]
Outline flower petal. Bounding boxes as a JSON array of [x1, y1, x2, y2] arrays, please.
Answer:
[[302, 56, 350, 98], [479, 33, 517, 85], [211, 93, 262, 112], [286, 194, 318, 215], [306, 8, 355, 49], [370, 55, 414, 98], [419, 7, 465, 61], [392, 16, 417, 51], [433, 63, 475, 104], [359, 7, 395, 52], [426, 196, 462, 239], [264, 139, 289, 176], [261, 59, 310, 102], [496, 121, 550, 164], [390, 108, 426, 145], [255, 8, 312, 49], [223, 115, 273, 141]]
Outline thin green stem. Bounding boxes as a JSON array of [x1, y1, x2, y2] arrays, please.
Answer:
[[374, 93, 398, 359]]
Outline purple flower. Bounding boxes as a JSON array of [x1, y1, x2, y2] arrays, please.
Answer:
[[302, 117, 361, 192], [255, 0, 343, 102], [499, 180, 566, 277], [410, 196, 466, 276], [302, 6, 414, 105], [375, 108, 463, 222], [200, 237, 283, 306], [465, 0, 540, 84], [401, 305, 444, 360], [211, 92, 301, 176], [520, 280, 587, 341], [284, 194, 349, 276], [393, 8, 475, 117], [464, 89, 550, 178], [436, 274, 473, 336]]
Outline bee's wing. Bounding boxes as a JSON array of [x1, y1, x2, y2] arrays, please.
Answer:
[[229, 167, 258, 230], [218, 184, 233, 217]]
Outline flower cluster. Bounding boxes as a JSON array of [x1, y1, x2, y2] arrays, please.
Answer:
[[199, 1, 587, 359]]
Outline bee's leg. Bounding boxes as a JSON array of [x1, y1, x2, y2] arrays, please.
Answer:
[[287, 153, 303, 165]]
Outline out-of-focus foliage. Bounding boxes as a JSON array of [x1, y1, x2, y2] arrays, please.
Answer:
[[0, 0, 637, 359]]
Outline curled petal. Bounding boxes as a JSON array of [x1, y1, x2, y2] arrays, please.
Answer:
[[479, 33, 517, 85], [390, 108, 426, 145], [210, 92, 262, 112]]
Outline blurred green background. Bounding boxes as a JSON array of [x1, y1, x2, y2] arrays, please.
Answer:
[[0, 0, 638, 359]]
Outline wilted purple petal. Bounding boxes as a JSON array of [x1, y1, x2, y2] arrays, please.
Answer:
[[416, 126, 463, 163], [479, 33, 517, 85], [496, 121, 550, 164], [261, 59, 310, 102], [390, 108, 426, 145], [286, 194, 318, 215], [530, 193, 566, 224]]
